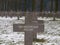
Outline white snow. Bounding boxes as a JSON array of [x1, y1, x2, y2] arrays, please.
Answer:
[[0, 16, 60, 45]]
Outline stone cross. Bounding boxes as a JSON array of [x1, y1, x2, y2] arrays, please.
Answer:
[[13, 12, 44, 45]]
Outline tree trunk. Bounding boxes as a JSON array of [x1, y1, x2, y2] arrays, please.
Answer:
[[40, 0, 44, 17], [55, 0, 58, 12], [53, 0, 58, 21], [40, 0, 44, 12], [32, 0, 35, 11], [53, 13, 56, 21], [50, 0, 53, 12]]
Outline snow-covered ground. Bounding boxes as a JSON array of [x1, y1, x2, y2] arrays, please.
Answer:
[[36, 21, 60, 45], [0, 17, 25, 45], [0, 16, 60, 45], [38, 17, 60, 20]]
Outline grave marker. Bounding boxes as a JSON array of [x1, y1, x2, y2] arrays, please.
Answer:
[[13, 12, 44, 45]]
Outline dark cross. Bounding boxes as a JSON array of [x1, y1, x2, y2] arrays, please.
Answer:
[[13, 12, 44, 45]]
